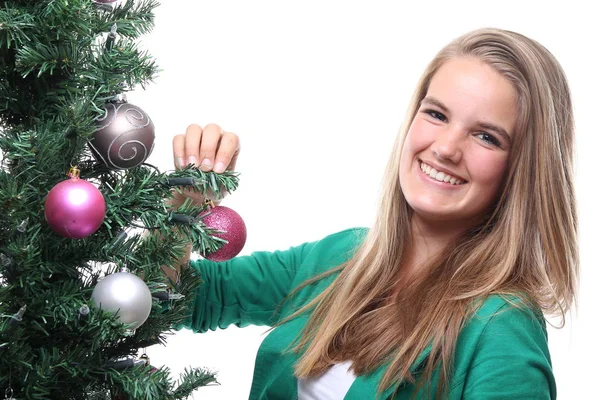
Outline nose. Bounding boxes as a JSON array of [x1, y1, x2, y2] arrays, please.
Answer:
[[430, 127, 463, 164]]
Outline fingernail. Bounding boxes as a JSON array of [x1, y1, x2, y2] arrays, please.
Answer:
[[177, 157, 185, 168], [214, 161, 225, 173], [187, 156, 197, 166], [201, 158, 212, 169]]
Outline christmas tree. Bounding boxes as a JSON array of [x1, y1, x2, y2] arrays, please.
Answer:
[[0, 0, 239, 398]]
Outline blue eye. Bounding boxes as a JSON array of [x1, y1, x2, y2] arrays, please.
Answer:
[[476, 132, 502, 148]]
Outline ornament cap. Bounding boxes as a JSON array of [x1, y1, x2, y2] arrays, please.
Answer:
[[111, 92, 127, 103], [204, 198, 216, 209], [67, 166, 81, 179]]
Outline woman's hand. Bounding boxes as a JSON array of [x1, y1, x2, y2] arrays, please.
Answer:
[[171, 123, 240, 208]]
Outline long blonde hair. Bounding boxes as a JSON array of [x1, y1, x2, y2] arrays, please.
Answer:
[[283, 28, 578, 398]]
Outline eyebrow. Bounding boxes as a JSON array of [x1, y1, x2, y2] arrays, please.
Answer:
[[421, 96, 512, 143]]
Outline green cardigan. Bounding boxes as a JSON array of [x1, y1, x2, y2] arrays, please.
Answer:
[[181, 228, 555, 399]]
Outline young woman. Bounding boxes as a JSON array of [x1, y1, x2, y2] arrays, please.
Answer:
[[170, 27, 577, 399]]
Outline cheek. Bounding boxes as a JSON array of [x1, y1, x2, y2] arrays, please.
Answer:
[[402, 119, 433, 157], [470, 153, 509, 189]]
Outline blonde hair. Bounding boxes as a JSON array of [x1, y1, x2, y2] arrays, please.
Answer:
[[282, 28, 578, 398]]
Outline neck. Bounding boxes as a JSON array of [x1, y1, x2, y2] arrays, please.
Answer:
[[400, 214, 470, 282]]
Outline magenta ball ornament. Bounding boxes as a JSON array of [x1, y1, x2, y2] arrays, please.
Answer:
[[201, 206, 247, 262], [44, 173, 106, 239]]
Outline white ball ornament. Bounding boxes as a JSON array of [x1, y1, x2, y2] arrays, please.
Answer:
[[91, 267, 152, 330]]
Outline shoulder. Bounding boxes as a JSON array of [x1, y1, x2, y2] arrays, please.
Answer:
[[302, 227, 368, 262], [455, 294, 549, 368], [454, 294, 551, 382], [471, 294, 546, 331], [461, 294, 548, 346], [453, 295, 555, 398]]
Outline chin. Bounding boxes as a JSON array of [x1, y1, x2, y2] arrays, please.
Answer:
[[412, 208, 462, 223]]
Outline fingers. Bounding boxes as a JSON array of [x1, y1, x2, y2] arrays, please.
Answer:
[[172, 132, 187, 169], [173, 123, 240, 173], [184, 123, 203, 168], [214, 132, 240, 173], [197, 124, 221, 172]]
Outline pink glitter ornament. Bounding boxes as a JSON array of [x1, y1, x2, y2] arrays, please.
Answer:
[[201, 205, 247, 262], [44, 167, 106, 239]]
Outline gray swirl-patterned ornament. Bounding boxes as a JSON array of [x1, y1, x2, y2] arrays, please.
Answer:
[[89, 101, 155, 170]]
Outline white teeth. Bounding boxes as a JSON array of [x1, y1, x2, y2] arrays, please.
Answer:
[[419, 162, 464, 185]]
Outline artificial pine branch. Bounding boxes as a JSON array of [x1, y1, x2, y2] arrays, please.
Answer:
[[171, 367, 219, 400], [0, 1, 238, 397]]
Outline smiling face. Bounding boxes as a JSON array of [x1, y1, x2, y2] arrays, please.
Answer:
[[399, 57, 519, 230]]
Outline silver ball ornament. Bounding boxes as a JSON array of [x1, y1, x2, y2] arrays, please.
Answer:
[[89, 101, 155, 170], [91, 268, 152, 330]]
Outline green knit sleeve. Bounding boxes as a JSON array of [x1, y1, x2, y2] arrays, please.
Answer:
[[177, 240, 318, 333], [460, 302, 556, 400]]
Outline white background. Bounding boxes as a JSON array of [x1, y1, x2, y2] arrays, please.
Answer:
[[128, 1, 599, 398]]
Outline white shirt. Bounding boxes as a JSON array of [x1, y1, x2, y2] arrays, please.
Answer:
[[297, 361, 357, 400]]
